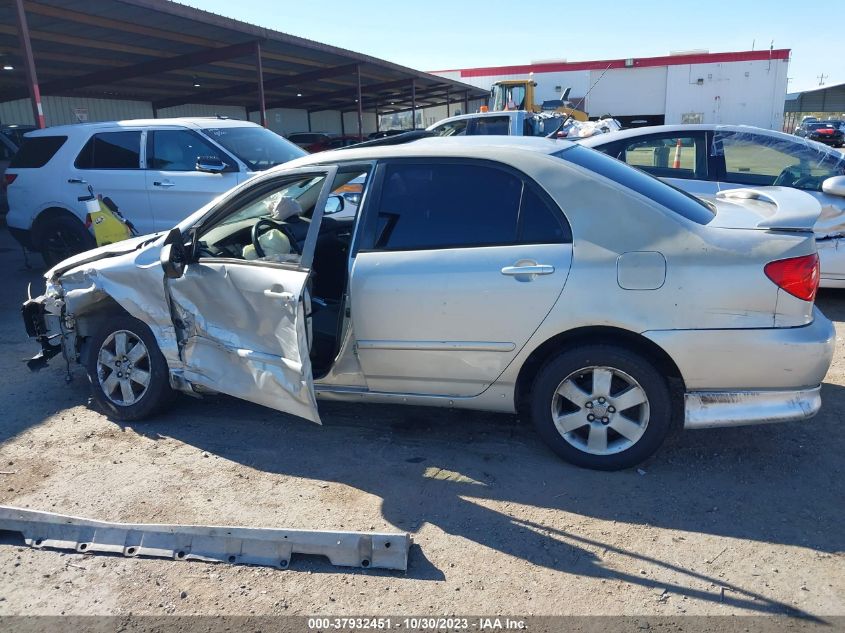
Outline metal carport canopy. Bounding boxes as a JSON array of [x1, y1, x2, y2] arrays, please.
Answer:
[[784, 82, 845, 113], [0, 0, 488, 127]]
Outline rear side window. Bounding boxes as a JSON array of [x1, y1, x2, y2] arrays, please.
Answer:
[[429, 119, 469, 137], [557, 145, 714, 225], [620, 134, 706, 180], [75, 131, 141, 169], [9, 136, 67, 168], [470, 116, 510, 136], [519, 186, 569, 243], [369, 161, 569, 251]]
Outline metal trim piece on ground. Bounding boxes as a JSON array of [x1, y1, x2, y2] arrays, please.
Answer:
[[0, 506, 410, 571]]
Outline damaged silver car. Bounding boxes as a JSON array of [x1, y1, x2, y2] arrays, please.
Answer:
[[22, 137, 835, 470]]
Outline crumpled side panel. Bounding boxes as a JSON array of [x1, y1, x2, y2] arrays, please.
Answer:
[[58, 250, 181, 369], [167, 261, 320, 424]]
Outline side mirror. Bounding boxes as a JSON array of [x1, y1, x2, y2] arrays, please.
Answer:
[[196, 156, 226, 174], [324, 194, 345, 215], [822, 176, 845, 198], [160, 228, 187, 279]]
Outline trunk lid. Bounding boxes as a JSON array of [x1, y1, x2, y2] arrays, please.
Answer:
[[706, 187, 821, 232]]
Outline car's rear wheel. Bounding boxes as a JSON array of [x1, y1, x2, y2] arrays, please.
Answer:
[[84, 315, 175, 420], [39, 215, 95, 268], [530, 345, 672, 470]]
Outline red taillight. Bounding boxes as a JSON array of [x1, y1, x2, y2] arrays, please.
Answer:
[[2, 173, 16, 187], [764, 254, 819, 302]]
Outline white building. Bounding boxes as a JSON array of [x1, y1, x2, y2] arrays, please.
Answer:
[[429, 49, 790, 130]]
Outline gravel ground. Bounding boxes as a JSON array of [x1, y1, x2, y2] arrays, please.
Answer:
[[0, 225, 842, 618]]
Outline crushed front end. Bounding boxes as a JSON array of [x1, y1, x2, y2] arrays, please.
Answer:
[[21, 279, 73, 373]]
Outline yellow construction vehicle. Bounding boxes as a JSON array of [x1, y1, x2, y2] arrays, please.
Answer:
[[488, 79, 589, 121]]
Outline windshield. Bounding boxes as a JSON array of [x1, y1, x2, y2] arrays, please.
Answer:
[[201, 126, 306, 171], [221, 177, 323, 225]]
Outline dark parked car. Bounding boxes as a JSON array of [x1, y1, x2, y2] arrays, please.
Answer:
[[795, 121, 844, 147], [286, 132, 339, 153]]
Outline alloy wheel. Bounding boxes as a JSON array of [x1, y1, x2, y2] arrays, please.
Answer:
[[550, 366, 650, 455], [96, 330, 152, 406]]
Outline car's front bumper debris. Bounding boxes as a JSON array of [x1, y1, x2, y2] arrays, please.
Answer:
[[0, 505, 411, 571], [21, 294, 64, 372]]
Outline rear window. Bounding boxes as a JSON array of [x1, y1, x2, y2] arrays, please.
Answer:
[[556, 145, 714, 225], [470, 116, 510, 135], [9, 136, 67, 168]]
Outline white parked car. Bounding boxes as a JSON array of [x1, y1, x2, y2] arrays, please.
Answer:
[[5, 118, 306, 265], [581, 125, 845, 287], [22, 137, 834, 470]]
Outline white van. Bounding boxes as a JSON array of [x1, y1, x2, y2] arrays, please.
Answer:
[[5, 118, 305, 265]]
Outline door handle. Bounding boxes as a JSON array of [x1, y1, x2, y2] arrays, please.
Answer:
[[264, 289, 295, 302], [153, 181, 175, 187], [67, 178, 87, 184], [501, 264, 555, 276]]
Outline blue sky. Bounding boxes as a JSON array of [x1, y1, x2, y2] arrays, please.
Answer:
[[184, 0, 841, 93]]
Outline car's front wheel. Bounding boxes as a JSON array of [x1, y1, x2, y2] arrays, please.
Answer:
[[530, 345, 673, 470], [84, 315, 175, 420]]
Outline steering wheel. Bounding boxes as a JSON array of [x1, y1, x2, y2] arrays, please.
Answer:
[[251, 218, 301, 259], [791, 175, 822, 191]]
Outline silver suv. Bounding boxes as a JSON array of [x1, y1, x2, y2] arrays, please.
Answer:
[[21, 137, 834, 470]]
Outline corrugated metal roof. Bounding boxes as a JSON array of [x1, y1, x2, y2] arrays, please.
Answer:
[[784, 82, 845, 113], [0, 0, 487, 115]]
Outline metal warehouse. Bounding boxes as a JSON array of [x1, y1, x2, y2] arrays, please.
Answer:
[[430, 49, 791, 130], [0, 0, 487, 136]]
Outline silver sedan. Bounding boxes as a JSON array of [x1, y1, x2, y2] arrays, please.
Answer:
[[21, 137, 834, 470]]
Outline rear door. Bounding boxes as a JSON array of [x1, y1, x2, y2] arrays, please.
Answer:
[[145, 128, 240, 230], [70, 130, 152, 233], [165, 165, 338, 423], [350, 159, 572, 397]]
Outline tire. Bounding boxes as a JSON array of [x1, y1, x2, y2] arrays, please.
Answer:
[[38, 214, 95, 268], [530, 345, 672, 470], [84, 314, 176, 421]]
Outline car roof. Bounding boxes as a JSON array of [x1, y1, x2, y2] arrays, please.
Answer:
[[578, 123, 823, 148], [282, 135, 574, 167], [24, 117, 259, 136]]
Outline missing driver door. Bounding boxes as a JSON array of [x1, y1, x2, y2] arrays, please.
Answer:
[[165, 165, 338, 423]]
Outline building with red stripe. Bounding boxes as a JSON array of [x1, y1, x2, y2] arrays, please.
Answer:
[[429, 49, 790, 129]]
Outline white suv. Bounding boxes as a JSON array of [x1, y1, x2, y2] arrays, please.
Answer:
[[5, 118, 305, 265]]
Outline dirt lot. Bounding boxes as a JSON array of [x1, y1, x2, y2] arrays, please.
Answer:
[[0, 225, 842, 619]]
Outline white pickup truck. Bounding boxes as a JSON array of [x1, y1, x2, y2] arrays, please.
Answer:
[[426, 110, 620, 139]]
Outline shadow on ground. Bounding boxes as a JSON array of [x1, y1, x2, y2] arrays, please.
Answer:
[[110, 375, 845, 618]]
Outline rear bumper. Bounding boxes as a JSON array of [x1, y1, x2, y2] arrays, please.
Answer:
[[684, 387, 821, 429], [644, 308, 835, 391], [810, 136, 843, 145]]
